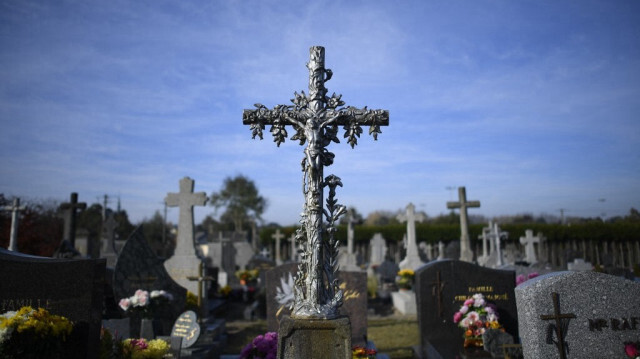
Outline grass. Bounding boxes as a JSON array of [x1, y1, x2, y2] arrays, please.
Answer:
[[222, 317, 419, 359]]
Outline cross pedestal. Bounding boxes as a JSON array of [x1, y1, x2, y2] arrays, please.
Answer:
[[277, 316, 351, 359], [447, 187, 480, 263]]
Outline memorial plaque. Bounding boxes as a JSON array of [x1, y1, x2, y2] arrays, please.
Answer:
[[415, 260, 518, 359], [170, 310, 201, 348]]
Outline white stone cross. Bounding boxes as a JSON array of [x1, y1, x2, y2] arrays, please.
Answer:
[[369, 233, 387, 267], [476, 223, 492, 266], [397, 203, 426, 270], [165, 177, 208, 256], [1, 198, 25, 251], [260, 247, 271, 259], [491, 222, 507, 267], [519, 229, 540, 264], [272, 229, 285, 265], [446, 187, 480, 263], [289, 234, 298, 262], [437, 241, 445, 260]]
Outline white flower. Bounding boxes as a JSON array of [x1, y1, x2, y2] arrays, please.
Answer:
[[487, 313, 498, 322], [460, 317, 472, 328], [467, 311, 480, 322], [459, 305, 469, 314]]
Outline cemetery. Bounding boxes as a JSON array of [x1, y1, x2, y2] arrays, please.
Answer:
[[1, 4, 640, 359]]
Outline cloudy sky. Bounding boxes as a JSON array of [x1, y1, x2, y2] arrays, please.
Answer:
[[1, 0, 638, 226]]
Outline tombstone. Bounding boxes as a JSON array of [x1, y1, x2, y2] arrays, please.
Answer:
[[415, 260, 518, 359], [419, 242, 432, 262], [436, 241, 445, 260], [101, 212, 119, 267], [113, 227, 187, 335], [0, 247, 105, 359], [233, 240, 254, 270], [489, 222, 507, 267], [265, 263, 368, 345], [516, 271, 640, 358], [476, 224, 492, 266], [339, 209, 361, 271], [446, 187, 481, 263], [567, 258, 593, 271], [59, 192, 87, 248], [163, 177, 208, 294], [369, 233, 387, 267], [272, 229, 284, 265], [397, 203, 426, 270], [519, 229, 540, 264], [1, 197, 25, 251]]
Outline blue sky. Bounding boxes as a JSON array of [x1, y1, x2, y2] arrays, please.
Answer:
[[1, 0, 638, 226]]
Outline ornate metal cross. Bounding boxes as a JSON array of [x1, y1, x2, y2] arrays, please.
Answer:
[[243, 46, 389, 318], [540, 292, 575, 359]]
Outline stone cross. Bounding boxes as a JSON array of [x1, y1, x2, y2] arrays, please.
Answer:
[[243, 46, 388, 319], [1, 198, 25, 251], [446, 187, 480, 263], [437, 241, 445, 260], [476, 224, 491, 266], [272, 229, 285, 265], [260, 247, 270, 259], [397, 203, 426, 270], [60, 192, 87, 247], [491, 222, 507, 267], [369, 233, 387, 267], [539, 292, 576, 359], [165, 177, 208, 256], [520, 229, 540, 264]]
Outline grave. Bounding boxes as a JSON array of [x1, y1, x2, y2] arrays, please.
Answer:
[[567, 258, 593, 271], [272, 229, 285, 265], [414, 260, 518, 359], [59, 192, 87, 249], [163, 177, 208, 294], [369, 233, 387, 267], [265, 263, 368, 345], [516, 270, 640, 358], [446, 187, 480, 263], [113, 226, 187, 336], [397, 203, 426, 271], [339, 209, 361, 271], [519, 229, 540, 265], [0, 197, 25, 251], [101, 212, 119, 267], [0, 247, 105, 359]]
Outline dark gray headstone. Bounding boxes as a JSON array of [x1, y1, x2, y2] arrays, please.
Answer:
[[516, 271, 640, 358], [0, 247, 105, 359], [113, 227, 187, 335], [482, 328, 514, 358], [266, 263, 368, 345], [170, 310, 200, 348], [377, 259, 399, 284], [415, 260, 518, 359]]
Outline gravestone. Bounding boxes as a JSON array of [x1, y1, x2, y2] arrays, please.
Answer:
[[170, 310, 201, 348], [233, 240, 254, 270], [113, 227, 187, 335], [446, 187, 480, 263], [0, 247, 105, 359], [516, 271, 640, 358], [101, 213, 119, 267], [415, 260, 518, 359], [567, 258, 593, 271], [519, 230, 540, 264], [164, 177, 208, 294], [1, 197, 25, 251], [266, 263, 368, 345], [59, 192, 87, 248], [397, 203, 426, 270], [369, 233, 387, 267]]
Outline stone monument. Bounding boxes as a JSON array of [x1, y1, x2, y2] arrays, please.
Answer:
[[1, 197, 25, 251], [164, 177, 208, 294], [519, 229, 540, 264], [339, 208, 361, 271], [397, 203, 426, 271], [446, 187, 480, 263], [272, 229, 285, 265], [60, 192, 87, 248], [243, 46, 388, 358]]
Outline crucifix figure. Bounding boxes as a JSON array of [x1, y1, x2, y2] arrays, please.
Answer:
[[540, 292, 576, 359], [1, 198, 26, 251], [60, 192, 87, 248], [243, 46, 389, 319], [446, 187, 480, 263]]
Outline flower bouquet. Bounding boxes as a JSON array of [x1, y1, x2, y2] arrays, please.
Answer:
[[0, 306, 73, 359], [115, 338, 169, 359], [236, 269, 260, 286], [352, 345, 377, 358], [118, 289, 174, 319], [240, 332, 277, 359], [452, 293, 502, 348], [396, 269, 415, 290]]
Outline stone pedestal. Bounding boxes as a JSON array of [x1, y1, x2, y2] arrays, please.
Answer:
[[391, 290, 416, 315], [277, 316, 351, 359]]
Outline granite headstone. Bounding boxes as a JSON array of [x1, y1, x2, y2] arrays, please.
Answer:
[[415, 260, 518, 359], [516, 270, 640, 358], [0, 247, 105, 359]]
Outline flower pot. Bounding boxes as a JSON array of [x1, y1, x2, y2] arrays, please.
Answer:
[[140, 318, 154, 340]]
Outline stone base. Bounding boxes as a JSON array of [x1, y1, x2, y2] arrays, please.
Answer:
[[277, 316, 351, 359], [164, 254, 202, 294], [391, 290, 416, 315]]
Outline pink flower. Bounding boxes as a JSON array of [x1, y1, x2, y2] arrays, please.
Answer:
[[516, 274, 526, 286], [625, 343, 639, 357], [528, 272, 539, 280], [467, 311, 480, 322], [464, 298, 474, 307], [118, 298, 131, 311], [134, 290, 149, 307], [453, 312, 463, 323], [459, 305, 469, 314], [460, 317, 472, 328]]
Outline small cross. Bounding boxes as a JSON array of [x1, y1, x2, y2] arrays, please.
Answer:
[[187, 262, 216, 321], [429, 271, 446, 318], [272, 229, 285, 265], [540, 292, 576, 359], [446, 187, 480, 262], [165, 177, 208, 256], [260, 247, 270, 259], [1, 198, 26, 251], [519, 229, 540, 264], [60, 192, 87, 247]]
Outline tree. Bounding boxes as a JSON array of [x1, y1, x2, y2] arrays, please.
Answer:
[[210, 175, 267, 232]]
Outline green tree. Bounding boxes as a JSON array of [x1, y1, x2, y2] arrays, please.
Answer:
[[141, 211, 174, 258], [210, 175, 267, 232]]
